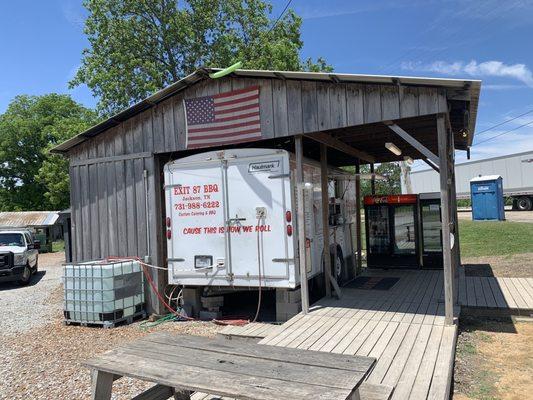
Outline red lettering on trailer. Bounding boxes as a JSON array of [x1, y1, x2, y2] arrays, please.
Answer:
[[183, 227, 201, 234], [255, 224, 272, 232], [203, 184, 219, 193], [176, 225, 274, 236], [174, 186, 190, 195]]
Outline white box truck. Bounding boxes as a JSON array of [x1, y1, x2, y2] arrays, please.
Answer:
[[164, 148, 356, 294]]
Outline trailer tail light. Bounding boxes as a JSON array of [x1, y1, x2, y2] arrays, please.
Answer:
[[286, 225, 293, 236], [166, 217, 171, 227], [166, 230, 172, 240], [285, 211, 292, 223]]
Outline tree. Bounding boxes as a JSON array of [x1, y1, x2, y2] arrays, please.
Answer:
[[0, 94, 97, 211], [360, 162, 402, 196], [70, 0, 332, 115], [343, 162, 402, 199]]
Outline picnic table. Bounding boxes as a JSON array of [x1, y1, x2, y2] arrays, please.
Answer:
[[85, 332, 377, 400]]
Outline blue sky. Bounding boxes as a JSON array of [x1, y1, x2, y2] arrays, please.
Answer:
[[1, 0, 532, 168]]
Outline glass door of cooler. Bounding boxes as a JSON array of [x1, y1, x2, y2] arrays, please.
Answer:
[[420, 200, 443, 268], [393, 205, 416, 255], [365, 205, 390, 267], [367, 205, 390, 254], [390, 205, 419, 266]]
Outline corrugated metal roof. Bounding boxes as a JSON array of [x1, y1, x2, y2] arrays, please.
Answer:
[[51, 67, 481, 154], [0, 211, 60, 228]]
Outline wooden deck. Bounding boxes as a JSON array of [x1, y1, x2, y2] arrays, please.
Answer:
[[215, 268, 533, 399], [219, 322, 283, 339], [255, 269, 457, 400], [458, 269, 533, 316]]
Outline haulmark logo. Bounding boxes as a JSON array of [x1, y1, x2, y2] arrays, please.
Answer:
[[248, 160, 280, 173]]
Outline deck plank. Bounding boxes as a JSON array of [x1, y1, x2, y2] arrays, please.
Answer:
[[495, 277, 518, 309], [427, 326, 457, 400], [487, 277, 508, 309], [501, 277, 528, 309], [408, 325, 444, 400], [366, 322, 411, 384], [473, 277, 487, 307], [381, 323, 423, 387], [480, 277, 497, 308], [390, 324, 432, 400], [465, 277, 476, 307]]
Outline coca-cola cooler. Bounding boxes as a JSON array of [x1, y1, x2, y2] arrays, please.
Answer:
[[364, 194, 443, 269]]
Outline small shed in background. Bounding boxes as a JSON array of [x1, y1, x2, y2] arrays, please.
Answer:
[[0, 211, 65, 252], [470, 175, 505, 221]]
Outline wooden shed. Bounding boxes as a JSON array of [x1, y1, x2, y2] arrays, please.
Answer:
[[52, 68, 481, 317]]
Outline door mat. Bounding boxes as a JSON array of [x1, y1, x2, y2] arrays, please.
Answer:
[[345, 276, 400, 290]]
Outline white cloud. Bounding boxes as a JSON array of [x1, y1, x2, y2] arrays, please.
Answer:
[[401, 60, 533, 87]]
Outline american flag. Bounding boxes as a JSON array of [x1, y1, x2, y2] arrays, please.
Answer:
[[184, 86, 261, 149]]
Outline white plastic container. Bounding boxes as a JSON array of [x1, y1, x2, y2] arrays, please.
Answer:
[[63, 260, 145, 327]]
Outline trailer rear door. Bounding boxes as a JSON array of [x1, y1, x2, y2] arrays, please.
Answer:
[[166, 159, 227, 278], [225, 153, 292, 281]]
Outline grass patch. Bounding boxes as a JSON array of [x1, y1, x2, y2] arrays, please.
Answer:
[[52, 240, 65, 252], [459, 220, 533, 258]]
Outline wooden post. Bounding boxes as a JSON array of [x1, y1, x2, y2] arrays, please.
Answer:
[[320, 144, 332, 298], [370, 163, 376, 195], [295, 136, 310, 314], [355, 160, 363, 276], [91, 369, 114, 400], [437, 115, 454, 325]]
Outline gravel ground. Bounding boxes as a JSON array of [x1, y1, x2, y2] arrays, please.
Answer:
[[0, 252, 64, 335], [0, 252, 224, 399]]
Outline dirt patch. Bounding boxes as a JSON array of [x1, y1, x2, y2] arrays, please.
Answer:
[[39, 251, 67, 268], [462, 253, 533, 277], [458, 210, 533, 223], [454, 317, 533, 400]]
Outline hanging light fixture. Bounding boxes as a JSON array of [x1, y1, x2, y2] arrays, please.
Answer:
[[385, 142, 402, 156]]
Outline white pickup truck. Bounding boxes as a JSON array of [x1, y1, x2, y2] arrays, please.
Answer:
[[0, 229, 39, 285]]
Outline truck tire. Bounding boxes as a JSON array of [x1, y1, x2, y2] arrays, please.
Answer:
[[32, 257, 38, 275], [516, 196, 533, 211], [18, 264, 32, 286]]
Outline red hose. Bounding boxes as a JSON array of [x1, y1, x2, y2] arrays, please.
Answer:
[[105, 256, 249, 326]]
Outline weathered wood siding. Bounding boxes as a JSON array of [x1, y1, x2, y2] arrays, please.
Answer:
[[69, 77, 447, 164]]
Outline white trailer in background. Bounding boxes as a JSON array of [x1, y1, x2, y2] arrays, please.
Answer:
[[164, 148, 356, 319], [404, 150, 533, 210]]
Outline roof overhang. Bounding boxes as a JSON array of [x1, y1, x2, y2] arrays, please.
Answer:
[[51, 68, 481, 154]]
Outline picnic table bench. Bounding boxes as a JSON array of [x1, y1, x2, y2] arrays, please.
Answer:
[[84, 332, 382, 400]]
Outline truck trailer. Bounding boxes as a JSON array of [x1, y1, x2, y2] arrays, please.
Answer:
[[404, 150, 533, 210], [164, 148, 356, 317]]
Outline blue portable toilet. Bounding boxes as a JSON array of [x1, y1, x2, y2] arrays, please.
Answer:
[[470, 175, 505, 221]]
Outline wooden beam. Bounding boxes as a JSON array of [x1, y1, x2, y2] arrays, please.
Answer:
[[320, 144, 332, 298], [304, 132, 375, 163], [355, 160, 363, 275], [437, 115, 454, 325], [295, 136, 310, 314], [423, 158, 440, 173], [385, 123, 440, 165], [370, 163, 376, 195]]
